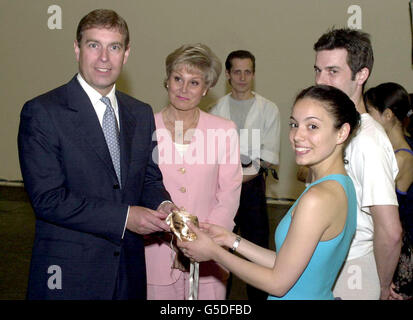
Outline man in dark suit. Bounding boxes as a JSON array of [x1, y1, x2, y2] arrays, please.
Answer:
[[18, 9, 175, 300]]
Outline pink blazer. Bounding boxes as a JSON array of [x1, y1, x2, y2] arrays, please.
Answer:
[[145, 110, 242, 285]]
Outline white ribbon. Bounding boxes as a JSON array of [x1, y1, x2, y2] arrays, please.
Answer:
[[188, 261, 199, 300]]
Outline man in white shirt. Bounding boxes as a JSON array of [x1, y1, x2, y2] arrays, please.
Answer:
[[313, 28, 402, 300], [210, 50, 280, 300]]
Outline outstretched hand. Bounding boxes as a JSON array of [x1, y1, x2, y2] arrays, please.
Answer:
[[199, 222, 234, 248], [177, 222, 219, 262]]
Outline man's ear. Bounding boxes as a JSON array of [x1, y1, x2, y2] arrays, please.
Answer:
[[355, 67, 369, 86], [123, 44, 131, 65], [337, 123, 351, 145], [74, 40, 80, 62]]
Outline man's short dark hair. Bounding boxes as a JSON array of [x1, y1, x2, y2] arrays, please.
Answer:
[[314, 28, 373, 80], [225, 50, 256, 73], [76, 9, 130, 47]]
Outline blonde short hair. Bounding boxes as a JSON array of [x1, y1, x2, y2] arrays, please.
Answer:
[[164, 43, 222, 89]]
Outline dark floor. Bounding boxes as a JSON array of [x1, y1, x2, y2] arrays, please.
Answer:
[[0, 185, 290, 300]]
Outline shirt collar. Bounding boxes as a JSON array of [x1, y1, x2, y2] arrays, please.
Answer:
[[76, 73, 116, 106]]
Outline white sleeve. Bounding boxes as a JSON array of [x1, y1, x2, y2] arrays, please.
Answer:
[[351, 136, 398, 209], [260, 102, 280, 165]]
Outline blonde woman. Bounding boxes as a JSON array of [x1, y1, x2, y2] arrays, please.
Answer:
[[144, 44, 242, 299]]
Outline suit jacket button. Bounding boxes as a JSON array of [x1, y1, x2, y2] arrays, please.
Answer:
[[114, 251, 120, 257], [113, 184, 120, 189], [179, 187, 186, 193]]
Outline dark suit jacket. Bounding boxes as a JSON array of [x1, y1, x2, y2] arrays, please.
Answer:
[[18, 76, 170, 299]]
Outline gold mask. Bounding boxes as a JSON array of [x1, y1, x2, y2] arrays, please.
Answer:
[[166, 210, 199, 241]]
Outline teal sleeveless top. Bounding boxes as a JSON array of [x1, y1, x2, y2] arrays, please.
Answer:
[[268, 174, 357, 300]]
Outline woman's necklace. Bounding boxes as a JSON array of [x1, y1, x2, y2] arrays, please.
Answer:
[[164, 108, 200, 143]]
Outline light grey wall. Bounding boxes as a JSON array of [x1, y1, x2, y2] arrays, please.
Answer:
[[2, 0, 412, 200]]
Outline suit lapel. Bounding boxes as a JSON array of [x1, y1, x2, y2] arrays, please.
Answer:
[[65, 77, 119, 181]]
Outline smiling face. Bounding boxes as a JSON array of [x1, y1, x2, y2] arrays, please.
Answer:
[[166, 64, 208, 112], [74, 27, 130, 96], [289, 97, 344, 168]]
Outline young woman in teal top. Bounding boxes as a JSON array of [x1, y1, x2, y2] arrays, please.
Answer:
[[178, 85, 360, 300]]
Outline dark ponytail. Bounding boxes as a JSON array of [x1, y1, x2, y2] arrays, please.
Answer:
[[364, 82, 413, 137]]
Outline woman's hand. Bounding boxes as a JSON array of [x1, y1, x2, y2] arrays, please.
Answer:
[[177, 222, 220, 262], [199, 222, 235, 248]]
